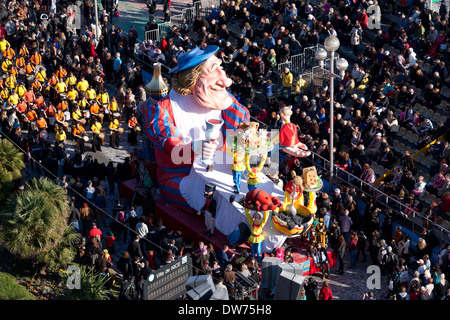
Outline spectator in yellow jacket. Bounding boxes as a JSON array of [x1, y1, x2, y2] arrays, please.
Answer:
[[280, 67, 293, 99]]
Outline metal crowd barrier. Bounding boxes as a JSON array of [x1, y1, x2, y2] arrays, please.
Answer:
[[145, 29, 160, 42], [145, 0, 220, 43]]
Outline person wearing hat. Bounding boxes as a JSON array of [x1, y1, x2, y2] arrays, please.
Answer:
[[197, 183, 217, 237], [279, 106, 310, 158], [138, 45, 250, 212]]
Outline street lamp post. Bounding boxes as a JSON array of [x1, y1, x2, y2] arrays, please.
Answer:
[[94, 0, 99, 38], [315, 36, 348, 193]]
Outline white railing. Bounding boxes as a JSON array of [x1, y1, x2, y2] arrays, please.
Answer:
[[145, 0, 220, 43]]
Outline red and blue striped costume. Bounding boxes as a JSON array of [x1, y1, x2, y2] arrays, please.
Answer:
[[139, 92, 250, 212]]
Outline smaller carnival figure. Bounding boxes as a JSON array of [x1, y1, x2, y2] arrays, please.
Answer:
[[243, 189, 282, 263], [279, 106, 310, 158], [231, 138, 245, 193], [283, 172, 305, 210], [197, 183, 217, 237], [304, 214, 319, 244], [245, 152, 267, 191], [246, 210, 270, 263], [316, 218, 327, 248]]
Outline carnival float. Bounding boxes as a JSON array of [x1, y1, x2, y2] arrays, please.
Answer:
[[138, 46, 324, 254]]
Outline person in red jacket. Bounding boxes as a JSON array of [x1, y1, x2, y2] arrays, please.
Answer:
[[319, 281, 333, 300], [159, 35, 169, 52], [439, 192, 450, 214], [357, 8, 368, 31], [87, 222, 103, 240]]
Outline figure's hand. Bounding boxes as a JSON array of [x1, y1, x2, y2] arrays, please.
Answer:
[[296, 142, 309, 151], [202, 139, 219, 161], [283, 146, 311, 158]]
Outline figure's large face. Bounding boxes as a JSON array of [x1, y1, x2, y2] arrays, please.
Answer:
[[192, 55, 233, 110]]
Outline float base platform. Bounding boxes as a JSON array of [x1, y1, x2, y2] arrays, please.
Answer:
[[120, 179, 336, 275]]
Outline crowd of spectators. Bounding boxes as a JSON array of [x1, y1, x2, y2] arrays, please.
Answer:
[[135, 0, 450, 300], [138, 0, 450, 243], [1, 0, 450, 301], [0, 0, 149, 157], [0, 0, 186, 301]]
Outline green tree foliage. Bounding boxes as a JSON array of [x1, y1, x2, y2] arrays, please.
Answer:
[[0, 177, 77, 271], [0, 138, 25, 199], [58, 265, 111, 300]]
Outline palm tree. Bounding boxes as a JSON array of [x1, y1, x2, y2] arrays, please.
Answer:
[[0, 138, 25, 199], [27, 176, 71, 218], [0, 177, 74, 272], [36, 226, 81, 270], [58, 265, 111, 300]]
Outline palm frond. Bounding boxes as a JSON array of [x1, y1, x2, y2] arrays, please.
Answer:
[[0, 139, 24, 181], [0, 189, 68, 259]]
